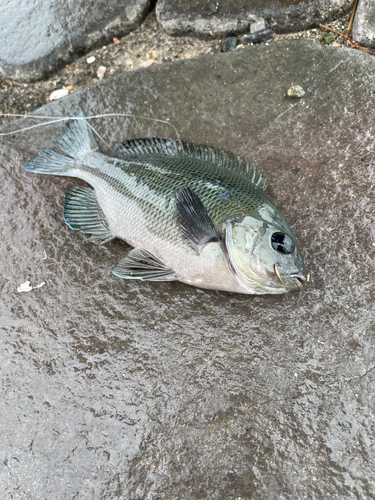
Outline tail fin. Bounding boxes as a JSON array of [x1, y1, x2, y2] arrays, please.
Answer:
[[24, 147, 76, 175], [24, 107, 99, 176]]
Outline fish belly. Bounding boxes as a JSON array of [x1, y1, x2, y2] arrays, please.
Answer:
[[172, 241, 249, 294]]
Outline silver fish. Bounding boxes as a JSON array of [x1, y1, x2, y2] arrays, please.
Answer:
[[24, 108, 307, 294]]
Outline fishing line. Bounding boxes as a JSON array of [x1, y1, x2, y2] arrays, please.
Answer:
[[0, 113, 181, 145]]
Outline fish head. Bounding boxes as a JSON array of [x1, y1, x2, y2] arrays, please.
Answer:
[[225, 214, 307, 294]]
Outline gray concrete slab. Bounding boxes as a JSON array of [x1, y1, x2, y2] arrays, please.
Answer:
[[1, 40, 375, 499], [352, 0, 375, 49], [0, 0, 150, 82], [156, 0, 354, 37]]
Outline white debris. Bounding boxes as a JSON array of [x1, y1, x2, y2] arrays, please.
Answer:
[[49, 88, 69, 101], [33, 281, 46, 289], [143, 59, 155, 67], [87, 55, 96, 64], [18, 281, 32, 293], [97, 65, 106, 80], [18, 281, 46, 293], [43, 250, 47, 260]]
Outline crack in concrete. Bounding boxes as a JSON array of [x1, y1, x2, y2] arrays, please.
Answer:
[[360, 365, 375, 378]]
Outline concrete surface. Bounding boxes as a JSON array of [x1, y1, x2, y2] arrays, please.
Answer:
[[0, 0, 150, 82], [1, 40, 375, 499], [352, 0, 375, 49], [156, 0, 354, 37]]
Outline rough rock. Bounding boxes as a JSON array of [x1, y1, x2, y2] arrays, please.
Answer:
[[1, 40, 375, 499], [240, 28, 276, 45], [223, 36, 238, 52], [0, 0, 150, 82], [287, 84, 306, 98], [352, 0, 375, 49], [156, 0, 354, 37]]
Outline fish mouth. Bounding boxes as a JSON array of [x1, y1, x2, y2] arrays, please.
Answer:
[[288, 273, 309, 290], [274, 264, 309, 289]]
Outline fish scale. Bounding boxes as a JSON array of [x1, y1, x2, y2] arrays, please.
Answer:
[[78, 150, 269, 238]]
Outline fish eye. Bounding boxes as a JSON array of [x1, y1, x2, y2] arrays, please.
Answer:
[[271, 232, 295, 255]]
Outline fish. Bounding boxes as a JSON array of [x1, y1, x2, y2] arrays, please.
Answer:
[[24, 107, 307, 295]]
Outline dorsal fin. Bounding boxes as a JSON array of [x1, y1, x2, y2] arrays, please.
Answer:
[[114, 138, 267, 190]]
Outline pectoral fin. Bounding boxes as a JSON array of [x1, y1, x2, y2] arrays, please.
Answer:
[[112, 248, 177, 281], [176, 187, 219, 254], [64, 185, 114, 244]]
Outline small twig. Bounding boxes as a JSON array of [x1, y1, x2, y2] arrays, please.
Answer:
[[345, 39, 375, 56], [4, 78, 23, 87], [346, 0, 359, 36], [319, 24, 346, 38]]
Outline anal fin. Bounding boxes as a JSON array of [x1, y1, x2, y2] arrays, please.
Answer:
[[111, 248, 176, 282], [64, 185, 114, 244]]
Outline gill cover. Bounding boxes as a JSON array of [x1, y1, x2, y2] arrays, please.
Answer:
[[225, 216, 306, 294]]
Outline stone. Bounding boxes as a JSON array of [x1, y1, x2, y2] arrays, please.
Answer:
[[352, 0, 375, 49], [1, 40, 375, 499], [156, 0, 354, 38], [143, 59, 155, 67], [0, 0, 150, 82], [240, 28, 276, 45], [97, 65, 107, 80], [250, 19, 266, 34], [49, 88, 69, 101], [287, 84, 306, 98], [223, 36, 238, 52]]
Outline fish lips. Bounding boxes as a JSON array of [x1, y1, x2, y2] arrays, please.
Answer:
[[283, 272, 309, 291]]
